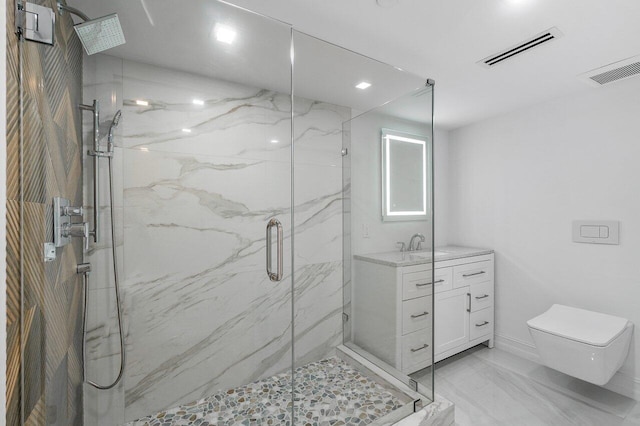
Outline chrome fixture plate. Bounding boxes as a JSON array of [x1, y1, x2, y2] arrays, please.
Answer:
[[53, 197, 71, 247], [17, 2, 55, 45], [43, 242, 56, 262]]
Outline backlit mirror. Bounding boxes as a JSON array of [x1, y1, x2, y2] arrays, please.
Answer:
[[381, 128, 431, 221]]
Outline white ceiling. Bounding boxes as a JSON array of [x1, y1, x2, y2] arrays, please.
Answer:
[[69, 0, 640, 129]]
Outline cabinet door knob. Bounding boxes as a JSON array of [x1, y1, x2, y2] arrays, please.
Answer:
[[411, 311, 429, 319], [415, 282, 429, 287], [463, 271, 486, 278], [475, 294, 489, 300], [475, 321, 490, 327]]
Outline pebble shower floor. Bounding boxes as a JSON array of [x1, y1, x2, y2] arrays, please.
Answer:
[[126, 357, 405, 426]]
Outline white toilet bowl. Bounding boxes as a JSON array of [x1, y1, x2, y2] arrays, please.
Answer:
[[527, 304, 633, 386]]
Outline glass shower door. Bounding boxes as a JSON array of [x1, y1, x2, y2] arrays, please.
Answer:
[[292, 29, 435, 423], [110, 2, 295, 422], [79, 1, 296, 424], [342, 86, 436, 402]]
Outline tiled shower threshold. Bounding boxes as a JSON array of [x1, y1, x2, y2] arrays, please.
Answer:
[[125, 346, 451, 426]]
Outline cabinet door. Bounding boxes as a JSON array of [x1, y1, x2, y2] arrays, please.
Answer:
[[435, 287, 470, 355]]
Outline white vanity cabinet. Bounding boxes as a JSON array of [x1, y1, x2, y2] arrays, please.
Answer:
[[352, 261, 433, 374], [352, 248, 494, 374], [433, 254, 494, 362]]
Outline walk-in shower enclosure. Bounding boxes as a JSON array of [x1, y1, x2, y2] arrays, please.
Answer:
[[6, 0, 435, 424]]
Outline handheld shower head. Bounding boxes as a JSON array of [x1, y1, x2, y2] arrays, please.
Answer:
[[111, 110, 122, 128], [107, 110, 122, 152], [58, 3, 126, 55]]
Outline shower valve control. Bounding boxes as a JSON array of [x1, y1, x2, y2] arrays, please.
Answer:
[[62, 222, 91, 251], [62, 205, 84, 216], [53, 197, 90, 250]]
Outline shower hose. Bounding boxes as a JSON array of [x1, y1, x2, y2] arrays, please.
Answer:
[[81, 154, 126, 390]]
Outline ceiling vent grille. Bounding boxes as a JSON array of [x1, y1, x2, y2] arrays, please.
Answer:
[[478, 27, 563, 68], [579, 55, 640, 86]]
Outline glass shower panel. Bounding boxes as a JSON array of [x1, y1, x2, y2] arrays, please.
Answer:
[[82, 1, 295, 423], [343, 82, 436, 401], [292, 29, 435, 422]]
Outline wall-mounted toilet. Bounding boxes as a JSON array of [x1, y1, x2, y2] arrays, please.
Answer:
[[527, 304, 633, 386]]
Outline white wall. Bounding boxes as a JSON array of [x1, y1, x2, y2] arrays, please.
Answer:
[[448, 78, 640, 399], [1, 0, 7, 420], [434, 129, 449, 247]]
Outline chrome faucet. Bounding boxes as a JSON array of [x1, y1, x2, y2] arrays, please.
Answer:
[[408, 233, 426, 251]]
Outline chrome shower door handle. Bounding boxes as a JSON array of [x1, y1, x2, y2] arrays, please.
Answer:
[[266, 218, 283, 281]]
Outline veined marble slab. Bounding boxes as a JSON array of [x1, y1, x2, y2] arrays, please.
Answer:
[[84, 53, 349, 423], [354, 245, 494, 267]]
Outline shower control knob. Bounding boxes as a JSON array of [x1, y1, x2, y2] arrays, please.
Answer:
[[62, 222, 91, 251], [62, 205, 84, 217]]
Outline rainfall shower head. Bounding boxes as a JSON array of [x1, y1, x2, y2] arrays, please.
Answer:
[[58, 3, 126, 55]]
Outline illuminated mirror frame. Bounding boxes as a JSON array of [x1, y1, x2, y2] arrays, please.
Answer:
[[381, 128, 430, 222]]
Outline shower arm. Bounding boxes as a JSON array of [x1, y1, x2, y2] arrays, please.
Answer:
[[57, 2, 90, 22]]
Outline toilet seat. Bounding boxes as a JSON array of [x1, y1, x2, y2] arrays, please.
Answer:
[[527, 304, 629, 347]]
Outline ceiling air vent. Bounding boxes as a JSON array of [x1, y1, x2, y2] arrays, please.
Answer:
[[579, 55, 640, 87], [477, 27, 563, 68]]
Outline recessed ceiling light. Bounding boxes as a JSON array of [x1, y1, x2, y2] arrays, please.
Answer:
[[214, 24, 236, 44], [193, 99, 205, 106], [270, 139, 279, 144], [140, 147, 149, 152], [355, 82, 371, 90], [182, 128, 192, 133], [136, 100, 149, 106]]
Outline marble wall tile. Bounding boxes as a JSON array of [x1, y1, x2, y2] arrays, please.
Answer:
[[82, 53, 127, 426], [82, 147, 124, 209], [121, 60, 292, 162], [293, 261, 344, 366], [121, 149, 291, 287], [85, 287, 124, 382], [84, 54, 350, 422], [83, 54, 124, 123], [294, 98, 350, 167], [122, 268, 293, 421], [83, 381, 125, 426], [293, 163, 343, 266]]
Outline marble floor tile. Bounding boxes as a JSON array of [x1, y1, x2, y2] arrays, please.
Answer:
[[413, 346, 640, 426], [470, 346, 638, 419]]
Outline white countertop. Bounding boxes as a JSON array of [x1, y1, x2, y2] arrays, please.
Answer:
[[353, 245, 493, 267]]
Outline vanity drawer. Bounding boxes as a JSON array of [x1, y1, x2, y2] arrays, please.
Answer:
[[470, 308, 493, 341], [402, 296, 432, 335], [469, 281, 493, 312], [453, 260, 493, 289], [433, 267, 453, 294], [402, 270, 432, 300], [401, 328, 432, 373]]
